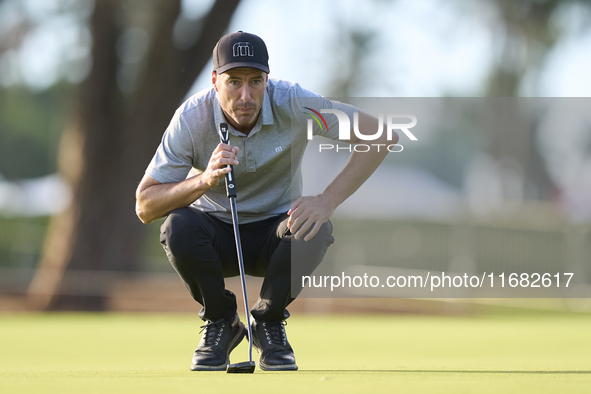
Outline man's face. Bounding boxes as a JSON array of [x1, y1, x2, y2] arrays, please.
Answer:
[[212, 68, 268, 133]]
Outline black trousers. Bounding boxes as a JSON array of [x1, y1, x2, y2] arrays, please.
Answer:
[[159, 207, 334, 322]]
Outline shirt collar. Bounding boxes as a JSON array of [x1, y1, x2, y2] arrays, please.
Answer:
[[261, 88, 273, 126]]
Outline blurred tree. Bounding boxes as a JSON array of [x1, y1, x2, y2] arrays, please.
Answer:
[[0, 85, 71, 179], [483, 0, 591, 203], [26, 0, 242, 310], [324, 28, 376, 97]]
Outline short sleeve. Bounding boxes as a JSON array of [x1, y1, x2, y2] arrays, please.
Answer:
[[145, 110, 195, 183]]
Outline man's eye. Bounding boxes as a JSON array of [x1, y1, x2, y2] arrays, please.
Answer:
[[251, 80, 261, 85], [229, 80, 239, 85]]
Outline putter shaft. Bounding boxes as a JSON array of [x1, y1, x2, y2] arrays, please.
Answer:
[[219, 122, 254, 371], [229, 196, 253, 363]]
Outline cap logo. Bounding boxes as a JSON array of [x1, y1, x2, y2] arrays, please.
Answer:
[[233, 42, 254, 57]]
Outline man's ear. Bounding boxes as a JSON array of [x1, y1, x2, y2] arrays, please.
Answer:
[[212, 71, 218, 92]]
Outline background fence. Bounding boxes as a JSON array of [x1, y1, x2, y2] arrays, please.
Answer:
[[2, 204, 589, 312]]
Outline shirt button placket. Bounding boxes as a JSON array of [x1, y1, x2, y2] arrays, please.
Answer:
[[245, 140, 256, 172]]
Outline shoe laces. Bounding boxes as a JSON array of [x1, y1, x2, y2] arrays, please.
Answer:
[[262, 320, 287, 346], [199, 319, 226, 346]]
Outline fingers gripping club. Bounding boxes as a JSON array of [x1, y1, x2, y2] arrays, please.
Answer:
[[218, 123, 237, 198]]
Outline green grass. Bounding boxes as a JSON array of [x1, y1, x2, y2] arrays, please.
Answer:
[[1, 311, 590, 393]]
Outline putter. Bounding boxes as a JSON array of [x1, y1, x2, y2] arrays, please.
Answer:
[[218, 123, 256, 374]]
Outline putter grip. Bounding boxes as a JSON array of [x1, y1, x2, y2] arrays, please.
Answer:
[[218, 123, 237, 198]]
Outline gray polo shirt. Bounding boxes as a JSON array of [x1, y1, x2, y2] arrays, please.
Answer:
[[146, 78, 356, 224]]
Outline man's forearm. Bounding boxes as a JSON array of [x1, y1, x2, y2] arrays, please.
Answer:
[[136, 175, 210, 224], [322, 112, 395, 210], [321, 146, 389, 210], [136, 143, 239, 224], [287, 131, 393, 241]]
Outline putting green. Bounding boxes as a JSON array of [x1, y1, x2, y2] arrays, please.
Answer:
[[0, 311, 590, 393]]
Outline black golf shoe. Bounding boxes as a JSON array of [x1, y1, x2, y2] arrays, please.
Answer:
[[251, 319, 298, 371], [190, 313, 246, 371]]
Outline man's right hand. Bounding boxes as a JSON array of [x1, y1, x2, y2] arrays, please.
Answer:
[[201, 143, 240, 187], [135, 143, 239, 224]]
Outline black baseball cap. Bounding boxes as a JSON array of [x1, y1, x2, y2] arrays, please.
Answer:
[[213, 31, 269, 74]]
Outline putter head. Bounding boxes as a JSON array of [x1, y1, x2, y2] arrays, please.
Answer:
[[226, 361, 256, 374]]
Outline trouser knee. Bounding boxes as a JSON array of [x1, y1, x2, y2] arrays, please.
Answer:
[[293, 220, 334, 250], [314, 220, 334, 244], [291, 220, 334, 269], [160, 207, 209, 260]]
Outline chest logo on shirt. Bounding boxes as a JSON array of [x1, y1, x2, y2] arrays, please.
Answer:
[[275, 146, 283, 153]]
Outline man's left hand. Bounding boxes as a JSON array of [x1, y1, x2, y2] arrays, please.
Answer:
[[287, 194, 336, 242]]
